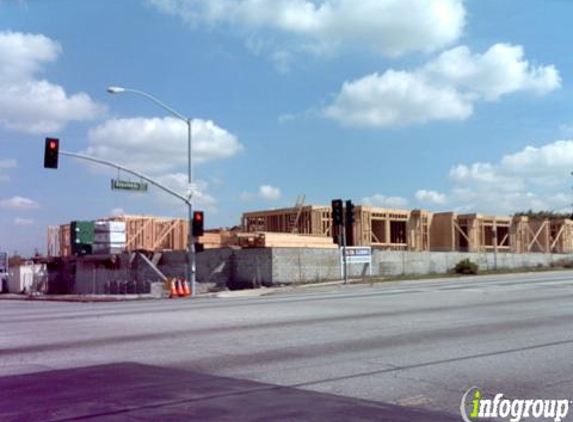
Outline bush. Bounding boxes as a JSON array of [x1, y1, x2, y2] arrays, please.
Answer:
[[550, 259, 573, 268], [454, 258, 479, 275]]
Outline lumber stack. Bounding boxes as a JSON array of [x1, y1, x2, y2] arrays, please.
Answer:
[[197, 231, 233, 249], [235, 232, 337, 249]]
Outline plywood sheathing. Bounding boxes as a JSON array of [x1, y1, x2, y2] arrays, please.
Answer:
[[430, 212, 456, 251], [429, 213, 511, 252]]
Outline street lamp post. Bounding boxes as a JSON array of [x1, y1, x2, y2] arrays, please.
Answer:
[[107, 86, 196, 296]]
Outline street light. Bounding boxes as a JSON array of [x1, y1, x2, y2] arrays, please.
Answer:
[[107, 86, 196, 296]]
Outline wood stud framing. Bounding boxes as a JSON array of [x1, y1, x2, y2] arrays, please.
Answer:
[[242, 207, 573, 254], [48, 208, 573, 256]]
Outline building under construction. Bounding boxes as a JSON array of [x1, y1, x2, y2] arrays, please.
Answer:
[[48, 215, 226, 258], [241, 205, 573, 254], [242, 206, 432, 251], [47, 207, 573, 257]]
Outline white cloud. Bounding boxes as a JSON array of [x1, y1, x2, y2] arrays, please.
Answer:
[[500, 140, 573, 175], [0, 31, 60, 82], [324, 69, 472, 127], [362, 194, 408, 208], [415, 190, 447, 205], [14, 217, 34, 226], [85, 117, 244, 174], [149, 0, 465, 60], [155, 172, 218, 211], [425, 140, 573, 214], [0, 159, 17, 170], [0, 31, 105, 133], [325, 43, 560, 128], [259, 185, 281, 200], [241, 184, 282, 201], [0, 158, 16, 183], [0, 196, 39, 210]]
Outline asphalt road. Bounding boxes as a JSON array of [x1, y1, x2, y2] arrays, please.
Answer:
[[3, 271, 573, 421]]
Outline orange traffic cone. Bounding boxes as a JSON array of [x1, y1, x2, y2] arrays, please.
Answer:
[[183, 280, 191, 297], [169, 279, 178, 299], [176, 279, 185, 297]]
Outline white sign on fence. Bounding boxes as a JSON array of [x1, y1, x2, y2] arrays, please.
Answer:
[[340, 246, 372, 277]]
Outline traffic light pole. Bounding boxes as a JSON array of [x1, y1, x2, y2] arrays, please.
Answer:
[[54, 149, 198, 296], [342, 224, 348, 285], [107, 87, 196, 297], [59, 151, 190, 204], [59, 149, 196, 290]]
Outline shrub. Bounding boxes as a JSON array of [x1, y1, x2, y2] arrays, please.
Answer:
[[454, 258, 479, 275], [551, 258, 573, 268]]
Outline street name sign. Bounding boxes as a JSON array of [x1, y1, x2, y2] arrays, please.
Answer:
[[111, 179, 148, 193]]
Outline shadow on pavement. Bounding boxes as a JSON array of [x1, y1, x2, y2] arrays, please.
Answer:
[[0, 362, 463, 421]]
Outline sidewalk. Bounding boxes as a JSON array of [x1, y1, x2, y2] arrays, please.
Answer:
[[0, 293, 156, 302], [1, 269, 570, 302]]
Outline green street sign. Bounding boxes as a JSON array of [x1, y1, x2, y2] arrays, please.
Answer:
[[111, 179, 148, 193]]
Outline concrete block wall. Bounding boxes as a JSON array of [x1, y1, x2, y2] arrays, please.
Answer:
[[196, 249, 233, 288], [371, 250, 572, 276], [49, 248, 573, 295], [231, 248, 272, 287], [271, 248, 340, 284]]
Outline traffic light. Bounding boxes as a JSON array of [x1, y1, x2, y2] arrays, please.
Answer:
[[345, 200, 355, 246], [345, 200, 355, 226], [44, 137, 59, 169], [192, 211, 204, 237], [331, 199, 343, 226]]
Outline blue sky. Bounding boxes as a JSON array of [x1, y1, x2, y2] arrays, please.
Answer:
[[1, 0, 573, 255]]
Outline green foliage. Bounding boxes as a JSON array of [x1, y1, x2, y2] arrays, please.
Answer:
[[514, 210, 572, 220], [454, 258, 479, 275]]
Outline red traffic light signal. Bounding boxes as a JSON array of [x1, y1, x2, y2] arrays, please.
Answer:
[[44, 137, 59, 169], [192, 211, 204, 237]]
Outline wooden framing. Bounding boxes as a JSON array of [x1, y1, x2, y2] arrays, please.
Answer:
[[49, 208, 573, 256], [51, 215, 226, 256], [243, 206, 432, 251], [58, 224, 71, 257], [100, 215, 189, 251], [430, 212, 512, 252], [549, 220, 573, 254], [242, 206, 332, 237], [511, 216, 573, 254]]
